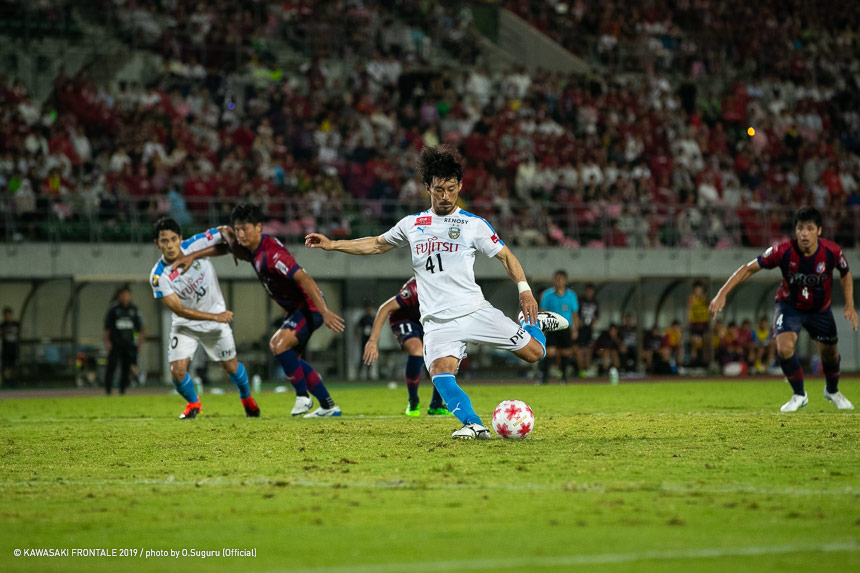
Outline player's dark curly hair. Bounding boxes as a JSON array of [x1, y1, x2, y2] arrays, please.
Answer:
[[153, 216, 181, 240], [231, 202, 264, 226], [794, 206, 822, 229], [417, 144, 463, 187]]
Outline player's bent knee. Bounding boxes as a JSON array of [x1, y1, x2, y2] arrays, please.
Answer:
[[516, 340, 544, 363], [269, 330, 297, 355], [774, 334, 797, 358], [776, 342, 795, 358]]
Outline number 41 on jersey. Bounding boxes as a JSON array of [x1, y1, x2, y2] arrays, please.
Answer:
[[425, 254, 444, 274]]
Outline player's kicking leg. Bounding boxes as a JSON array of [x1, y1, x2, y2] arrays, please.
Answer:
[[270, 311, 341, 418], [421, 318, 490, 438], [517, 310, 569, 340], [431, 358, 491, 440], [425, 308, 567, 439]]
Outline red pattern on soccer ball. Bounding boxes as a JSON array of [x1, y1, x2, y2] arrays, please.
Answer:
[[504, 403, 521, 420], [494, 405, 503, 419], [517, 421, 532, 437], [495, 423, 512, 437]]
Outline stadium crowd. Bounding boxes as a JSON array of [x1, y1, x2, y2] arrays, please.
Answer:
[[533, 279, 779, 382], [1, 0, 859, 248]]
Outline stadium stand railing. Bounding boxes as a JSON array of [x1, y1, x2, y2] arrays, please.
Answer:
[[4, 197, 859, 250]]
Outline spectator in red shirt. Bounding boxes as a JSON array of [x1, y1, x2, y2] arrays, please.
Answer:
[[183, 165, 213, 216]]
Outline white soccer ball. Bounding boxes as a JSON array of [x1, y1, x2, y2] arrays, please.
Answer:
[[492, 399, 535, 439]]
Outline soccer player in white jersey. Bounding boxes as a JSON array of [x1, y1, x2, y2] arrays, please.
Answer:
[[149, 217, 259, 419], [305, 145, 567, 439]]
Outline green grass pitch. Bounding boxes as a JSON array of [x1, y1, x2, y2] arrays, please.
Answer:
[[1, 379, 858, 572]]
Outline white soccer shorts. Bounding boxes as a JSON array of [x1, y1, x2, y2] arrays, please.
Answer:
[[168, 323, 237, 363], [422, 305, 531, 370]]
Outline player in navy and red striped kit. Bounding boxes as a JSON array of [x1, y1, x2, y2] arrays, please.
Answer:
[[175, 203, 346, 417], [233, 204, 345, 417], [710, 207, 857, 411], [362, 277, 449, 416]]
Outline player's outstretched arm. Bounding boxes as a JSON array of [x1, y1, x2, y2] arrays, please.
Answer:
[[363, 296, 399, 366], [709, 259, 761, 318], [293, 269, 345, 333], [494, 246, 538, 325], [159, 293, 233, 323], [172, 226, 249, 273], [304, 233, 396, 256], [840, 271, 858, 331]]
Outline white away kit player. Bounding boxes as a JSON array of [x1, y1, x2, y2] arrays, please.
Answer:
[[150, 217, 259, 419], [305, 145, 567, 439]]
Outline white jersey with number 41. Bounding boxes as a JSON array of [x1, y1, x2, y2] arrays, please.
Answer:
[[383, 207, 505, 323]]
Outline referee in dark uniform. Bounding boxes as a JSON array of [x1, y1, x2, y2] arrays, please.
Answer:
[[1, 307, 20, 387], [577, 283, 600, 377], [104, 285, 145, 395]]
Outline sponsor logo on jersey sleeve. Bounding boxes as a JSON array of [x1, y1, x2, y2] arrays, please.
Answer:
[[400, 288, 411, 299], [275, 260, 290, 276], [204, 230, 213, 240], [151, 274, 160, 287], [763, 246, 773, 257], [415, 216, 432, 226], [490, 233, 500, 244]]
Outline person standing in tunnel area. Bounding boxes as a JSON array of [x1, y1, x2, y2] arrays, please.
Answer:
[[103, 285, 145, 395], [687, 281, 711, 366], [576, 283, 599, 377], [709, 206, 857, 412], [1, 307, 21, 387]]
